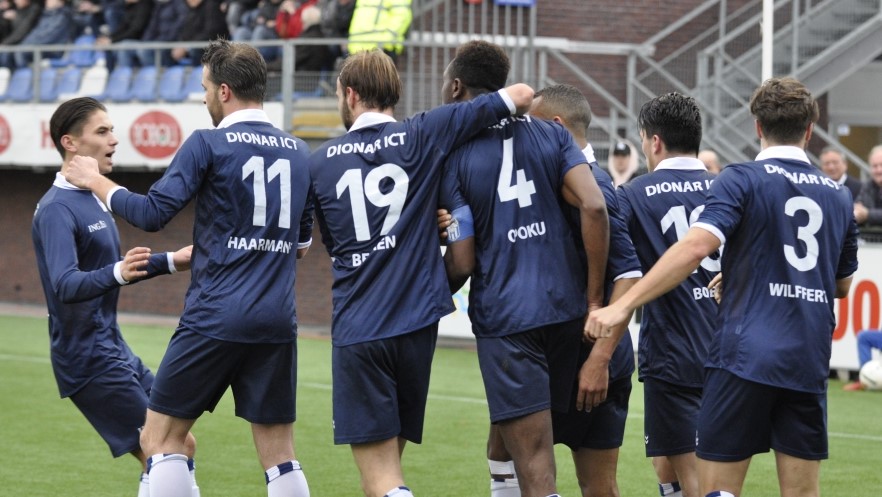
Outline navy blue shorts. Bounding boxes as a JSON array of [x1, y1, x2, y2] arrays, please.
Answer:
[[477, 319, 582, 423], [643, 377, 702, 457], [332, 324, 438, 445], [149, 328, 297, 424], [552, 375, 632, 451], [69, 356, 153, 457], [696, 368, 828, 462]]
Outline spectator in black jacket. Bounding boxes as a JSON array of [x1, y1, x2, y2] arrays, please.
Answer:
[[170, 0, 228, 65], [116, 0, 187, 67], [0, 0, 41, 68], [96, 0, 153, 70]]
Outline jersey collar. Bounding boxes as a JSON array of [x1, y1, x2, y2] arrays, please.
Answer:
[[53, 172, 108, 211], [581, 143, 597, 163], [216, 109, 273, 129], [654, 156, 706, 171], [755, 146, 810, 164], [349, 112, 396, 132]]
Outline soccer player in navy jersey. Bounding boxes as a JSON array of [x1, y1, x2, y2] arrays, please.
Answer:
[[307, 48, 533, 497], [62, 40, 314, 497], [33, 97, 197, 497], [439, 43, 610, 497], [586, 78, 859, 497], [616, 92, 719, 497]]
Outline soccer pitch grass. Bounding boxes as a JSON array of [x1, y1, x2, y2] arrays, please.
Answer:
[[1, 313, 880, 497]]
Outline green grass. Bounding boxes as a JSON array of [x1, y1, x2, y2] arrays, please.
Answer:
[[1, 313, 880, 496]]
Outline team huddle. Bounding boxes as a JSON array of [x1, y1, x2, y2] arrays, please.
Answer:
[[31, 38, 858, 497]]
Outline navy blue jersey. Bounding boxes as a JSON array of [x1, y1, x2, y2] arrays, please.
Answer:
[[587, 158, 640, 381], [617, 157, 720, 387], [32, 174, 173, 397], [308, 91, 514, 346], [694, 147, 859, 393], [441, 116, 589, 337], [109, 110, 313, 343]]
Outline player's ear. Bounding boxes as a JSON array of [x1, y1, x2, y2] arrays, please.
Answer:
[[804, 122, 814, 144], [60, 134, 77, 154], [754, 119, 764, 141], [451, 78, 463, 100]]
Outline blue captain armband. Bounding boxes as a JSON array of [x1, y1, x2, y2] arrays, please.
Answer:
[[447, 205, 474, 242]]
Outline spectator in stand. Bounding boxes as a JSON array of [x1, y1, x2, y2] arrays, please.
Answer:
[[698, 148, 723, 174], [232, 0, 283, 63], [95, 0, 153, 71], [854, 144, 882, 228], [0, 0, 15, 41], [294, 5, 331, 71], [223, 0, 258, 34], [115, 0, 187, 67], [347, 0, 412, 63], [72, 0, 125, 37], [606, 139, 647, 186], [318, 0, 353, 61], [170, 0, 228, 65], [0, 0, 42, 68], [13, 0, 74, 68], [275, 0, 316, 40], [820, 146, 862, 199]]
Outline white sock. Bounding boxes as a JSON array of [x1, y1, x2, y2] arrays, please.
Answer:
[[489, 459, 519, 497], [137, 472, 149, 497], [384, 486, 414, 497], [188, 459, 200, 497], [147, 453, 192, 497], [659, 481, 682, 496], [266, 460, 310, 497]]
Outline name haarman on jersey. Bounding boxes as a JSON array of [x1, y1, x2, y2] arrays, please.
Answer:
[[225, 131, 299, 150], [764, 163, 839, 189], [645, 179, 714, 197], [326, 132, 406, 157], [227, 236, 293, 254], [769, 282, 828, 303]]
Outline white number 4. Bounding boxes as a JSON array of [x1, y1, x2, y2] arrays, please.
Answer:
[[497, 137, 536, 208]]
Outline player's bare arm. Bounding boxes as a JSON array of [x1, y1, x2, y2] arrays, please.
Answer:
[[502, 83, 535, 115], [586, 227, 720, 340], [120, 247, 152, 283], [561, 163, 609, 310], [836, 276, 854, 299], [63, 155, 120, 207], [577, 276, 638, 411], [172, 245, 193, 272]]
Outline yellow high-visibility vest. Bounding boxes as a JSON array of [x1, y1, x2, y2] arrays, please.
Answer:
[[348, 0, 412, 55]]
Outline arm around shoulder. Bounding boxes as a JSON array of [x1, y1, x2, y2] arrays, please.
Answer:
[[501, 83, 534, 115]]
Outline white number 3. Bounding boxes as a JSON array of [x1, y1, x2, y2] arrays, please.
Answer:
[[784, 196, 822, 272]]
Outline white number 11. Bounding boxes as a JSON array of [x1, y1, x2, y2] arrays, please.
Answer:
[[242, 156, 291, 229]]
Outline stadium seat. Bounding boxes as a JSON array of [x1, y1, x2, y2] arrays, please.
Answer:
[[79, 64, 108, 98], [0, 67, 11, 97], [129, 66, 158, 102], [55, 67, 83, 100], [101, 66, 133, 102], [3, 67, 34, 102], [38, 67, 59, 102], [157, 65, 186, 102], [182, 65, 204, 101], [49, 34, 98, 68]]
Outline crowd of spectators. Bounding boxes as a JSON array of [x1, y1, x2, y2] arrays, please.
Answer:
[[0, 0, 410, 86]]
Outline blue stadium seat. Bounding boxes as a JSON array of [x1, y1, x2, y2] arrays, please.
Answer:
[[49, 34, 98, 68], [38, 67, 59, 102], [157, 65, 186, 102], [55, 67, 83, 100], [182, 65, 204, 101], [4, 67, 34, 102], [129, 66, 158, 101], [101, 66, 133, 102]]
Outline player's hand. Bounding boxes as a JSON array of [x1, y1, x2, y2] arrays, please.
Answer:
[[708, 273, 723, 305], [576, 353, 609, 412], [172, 245, 193, 271], [63, 155, 101, 189], [121, 247, 151, 282], [296, 246, 309, 259], [437, 208, 452, 242], [854, 202, 868, 224], [585, 303, 629, 340]]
